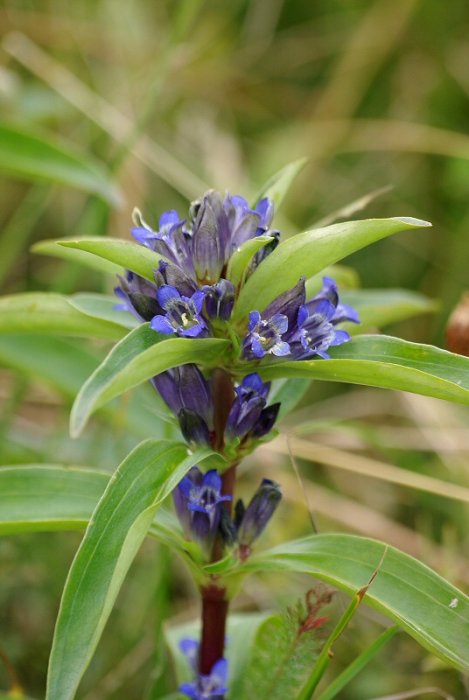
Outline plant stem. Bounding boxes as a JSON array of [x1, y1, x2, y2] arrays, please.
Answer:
[[199, 584, 229, 675], [198, 369, 236, 678]]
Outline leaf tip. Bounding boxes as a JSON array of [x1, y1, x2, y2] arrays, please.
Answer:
[[393, 216, 432, 228]]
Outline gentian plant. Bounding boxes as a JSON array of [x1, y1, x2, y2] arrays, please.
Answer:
[[1, 163, 468, 699]]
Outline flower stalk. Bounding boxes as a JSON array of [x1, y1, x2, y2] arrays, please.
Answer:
[[114, 188, 359, 698]]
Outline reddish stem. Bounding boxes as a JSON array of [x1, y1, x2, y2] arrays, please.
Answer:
[[199, 585, 229, 675], [198, 369, 236, 678]]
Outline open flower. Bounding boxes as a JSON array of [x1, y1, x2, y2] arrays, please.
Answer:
[[243, 311, 290, 359], [179, 638, 228, 700], [150, 285, 207, 337], [174, 467, 231, 554]]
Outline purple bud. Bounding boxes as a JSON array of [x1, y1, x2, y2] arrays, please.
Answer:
[[225, 373, 268, 441], [114, 272, 160, 322], [237, 479, 282, 548], [250, 402, 281, 439], [192, 192, 230, 283], [152, 365, 213, 444], [203, 279, 235, 321], [179, 408, 211, 447], [155, 260, 196, 298]]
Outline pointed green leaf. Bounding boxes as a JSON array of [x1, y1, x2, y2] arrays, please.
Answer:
[[54, 237, 165, 282], [69, 293, 138, 330], [0, 293, 126, 340], [32, 238, 122, 275], [227, 235, 274, 287], [257, 335, 469, 405], [70, 324, 229, 436], [254, 158, 307, 209], [342, 289, 437, 333], [0, 465, 108, 534], [46, 440, 216, 700], [0, 122, 121, 205], [0, 465, 188, 551], [234, 218, 431, 320], [238, 534, 469, 671]]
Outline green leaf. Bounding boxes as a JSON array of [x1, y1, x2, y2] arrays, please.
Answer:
[[237, 534, 469, 672], [0, 465, 108, 534], [234, 217, 431, 320], [69, 294, 138, 330], [305, 264, 360, 296], [70, 324, 229, 436], [46, 440, 215, 700], [52, 237, 164, 282], [0, 293, 126, 340], [0, 122, 121, 205], [238, 610, 321, 700], [269, 378, 311, 420], [32, 238, 122, 275], [227, 235, 274, 287], [257, 335, 469, 405], [342, 288, 437, 333], [0, 465, 191, 557], [0, 335, 171, 440], [255, 158, 307, 209]]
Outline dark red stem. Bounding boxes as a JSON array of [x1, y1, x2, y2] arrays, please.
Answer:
[[199, 585, 229, 675], [198, 370, 236, 677]]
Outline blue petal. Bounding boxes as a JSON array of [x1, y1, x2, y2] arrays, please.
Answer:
[[241, 373, 265, 394], [330, 329, 351, 346], [159, 209, 180, 228], [191, 290, 206, 314], [272, 340, 291, 357], [179, 682, 199, 699], [131, 226, 156, 247], [270, 313, 288, 334], [203, 469, 222, 492], [248, 311, 261, 331], [179, 638, 199, 658], [297, 304, 308, 327], [157, 285, 181, 308], [251, 336, 265, 358], [211, 658, 229, 685], [150, 315, 174, 334]]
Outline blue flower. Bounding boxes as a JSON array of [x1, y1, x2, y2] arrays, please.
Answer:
[[179, 638, 228, 700], [243, 311, 290, 359], [225, 373, 279, 442], [286, 277, 359, 359], [150, 285, 207, 337], [174, 467, 231, 554]]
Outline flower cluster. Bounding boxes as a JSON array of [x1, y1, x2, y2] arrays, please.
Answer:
[[174, 465, 281, 558], [152, 368, 279, 451], [115, 190, 358, 361], [179, 638, 228, 700]]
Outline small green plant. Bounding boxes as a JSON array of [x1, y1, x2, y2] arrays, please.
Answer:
[[1, 163, 468, 699]]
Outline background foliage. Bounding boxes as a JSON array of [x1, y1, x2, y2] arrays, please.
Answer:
[[1, 1, 468, 698]]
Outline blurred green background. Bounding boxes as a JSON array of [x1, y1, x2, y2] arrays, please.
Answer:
[[1, 1, 469, 698]]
